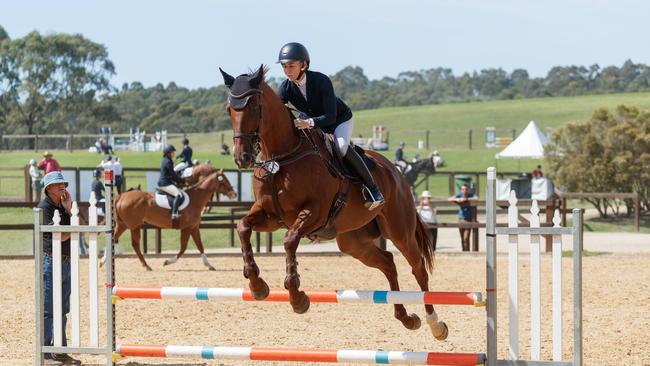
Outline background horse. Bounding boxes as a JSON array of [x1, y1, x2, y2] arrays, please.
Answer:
[[220, 66, 448, 341], [110, 168, 237, 271], [402, 156, 436, 187]]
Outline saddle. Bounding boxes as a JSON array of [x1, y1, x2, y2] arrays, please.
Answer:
[[154, 190, 190, 211], [305, 130, 377, 242]]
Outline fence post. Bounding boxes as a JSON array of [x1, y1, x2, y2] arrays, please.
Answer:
[[448, 174, 455, 196], [426, 130, 430, 150], [486, 167, 497, 366], [469, 129, 473, 150], [155, 228, 162, 254], [25, 165, 32, 202], [635, 194, 640, 232], [75, 168, 81, 202], [266, 232, 272, 253], [143, 228, 148, 254]]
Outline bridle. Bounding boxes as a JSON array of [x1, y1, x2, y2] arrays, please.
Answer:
[[229, 88, 263, 158]]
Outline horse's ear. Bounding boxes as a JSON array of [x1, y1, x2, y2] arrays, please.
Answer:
[[218, 168, 224, 174], [249, 64, 264, 88], [219, 67, 235, 88]]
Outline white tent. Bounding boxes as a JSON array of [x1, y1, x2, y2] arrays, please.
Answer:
[[496, 120, 549, 159]]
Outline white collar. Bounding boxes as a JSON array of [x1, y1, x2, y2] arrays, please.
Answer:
[[293, 74, 307, 87]]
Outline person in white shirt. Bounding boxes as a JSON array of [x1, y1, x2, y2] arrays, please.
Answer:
[[29, 159, 43, 201], [416, 190, 437, 251], [112, 157, 124, 194], [431, 151, 445, 168]]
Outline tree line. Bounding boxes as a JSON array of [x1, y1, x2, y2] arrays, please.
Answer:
[[2, 26, 650, 137], [545, 105, 650, 216]]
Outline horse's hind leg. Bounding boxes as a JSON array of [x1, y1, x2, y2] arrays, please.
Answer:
[[336, 229, 422, 331], [384, 219, 448, 341], [130, 228, 151, 271], [189, 227, 215, 271], [163, 228, 191, 267]]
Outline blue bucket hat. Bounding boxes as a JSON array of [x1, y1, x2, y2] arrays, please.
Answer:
[[42, 171, 68, 191]]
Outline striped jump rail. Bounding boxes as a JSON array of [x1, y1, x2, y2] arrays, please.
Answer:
[[112, 286, 484, 306], [115, 344, 486, 365]]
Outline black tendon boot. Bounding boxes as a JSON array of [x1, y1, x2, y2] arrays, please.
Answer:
[[344, 148, 385, 210], [171, 195, 182, 220]]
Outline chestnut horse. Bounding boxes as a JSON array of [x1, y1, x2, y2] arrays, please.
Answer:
[[110, 167, 237, 271], [219, 66, 448, 341]]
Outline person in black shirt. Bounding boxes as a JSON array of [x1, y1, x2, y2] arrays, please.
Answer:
[[158, 145, 184, 219], [174, 137, 193, 173], [276, 42, 384, 210], [91, 169, 105, 201], [38, 171, 81, 365]]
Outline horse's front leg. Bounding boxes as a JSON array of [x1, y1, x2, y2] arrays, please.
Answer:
[[284, 208, 317, 314], [238, 205, 280, 300]]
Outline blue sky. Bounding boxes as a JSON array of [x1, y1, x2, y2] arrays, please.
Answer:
[[2, 0, 648, 89]]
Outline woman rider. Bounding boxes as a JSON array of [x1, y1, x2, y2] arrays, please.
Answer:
[[158, 144, 184, 219], [277, 42, 384, 210]]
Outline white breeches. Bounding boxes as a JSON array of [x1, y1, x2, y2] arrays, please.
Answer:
[[159, 184, 182, 198], [334, 118, 353, 155], [174, 162, 189, 172]]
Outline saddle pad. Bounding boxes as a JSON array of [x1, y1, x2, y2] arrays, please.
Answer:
[[155, 190, 190, 211], [180, 167, 194, 178]]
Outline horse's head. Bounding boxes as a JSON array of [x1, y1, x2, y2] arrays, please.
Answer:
[[198, 168, 237, 199], [220, 65, 265, 169], [185, 162, 214, 185]]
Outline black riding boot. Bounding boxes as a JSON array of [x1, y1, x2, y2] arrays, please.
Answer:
[[171, 195, 182, 220], [344, 148, 385, 210]]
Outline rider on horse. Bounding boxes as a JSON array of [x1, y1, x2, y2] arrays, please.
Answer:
[[158, 144, 184, 219], [174, 137, 193, 173], [276, 42, 384, 210]]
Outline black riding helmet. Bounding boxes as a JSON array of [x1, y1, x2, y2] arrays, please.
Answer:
[[182, 138, 189, 145], [277, 42, 310, 65], [163, 144, 176, 156]]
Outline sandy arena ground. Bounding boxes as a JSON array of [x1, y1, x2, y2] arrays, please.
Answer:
[[1, 253, 649, 366]]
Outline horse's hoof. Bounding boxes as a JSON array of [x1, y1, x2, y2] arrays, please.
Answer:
[[432, 321, 449, 341], [145, 265, 153, 272], [208, 266, 216, 271], [291, 291, 310, 314], [409, 313, 422, 330], [250, 279, 270, 300]]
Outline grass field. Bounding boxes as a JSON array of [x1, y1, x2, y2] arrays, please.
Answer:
[[1, 92, 648, 255]]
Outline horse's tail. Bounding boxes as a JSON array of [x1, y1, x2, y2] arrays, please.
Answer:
[[415, 216, 434, 273], [112, 193, 124, 227]]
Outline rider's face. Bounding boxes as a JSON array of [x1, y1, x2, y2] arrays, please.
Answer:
[[282, 61, 305, 82]]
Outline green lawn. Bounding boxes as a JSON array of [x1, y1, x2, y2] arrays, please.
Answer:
[[2, 92, 648, 255]]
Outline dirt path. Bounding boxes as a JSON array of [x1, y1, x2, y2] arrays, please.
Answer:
[[2, 253, 649, 365]]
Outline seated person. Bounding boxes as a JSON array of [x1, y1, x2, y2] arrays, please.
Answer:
[[158, 145, 185, 220], [431, 151, 445, 167]]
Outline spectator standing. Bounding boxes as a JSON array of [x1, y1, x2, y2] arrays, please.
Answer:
[[37, 151, 62, 174], [416, 190, 438, 251], [448, 183, 479, 251], [91, 169, 105, 201], [38, 171, 82, 365], [532, 165, 543, 178], [112, 157, 124, 194], [98, 155, 113, 172], [29, 159, 43, 202]]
